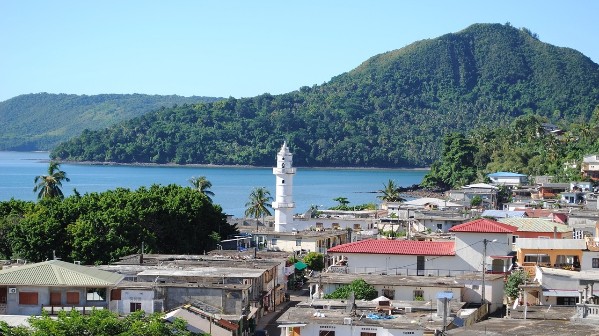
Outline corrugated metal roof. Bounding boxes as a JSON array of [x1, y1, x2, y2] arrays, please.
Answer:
[[327, 239, 455, 256], [481, 210, 526, 218], [498, 218, 572, 233], [488, 172, 527, 177], [0, 260, 123, 286], [515, 238, 587, 250], [449, 218, 518, 233]]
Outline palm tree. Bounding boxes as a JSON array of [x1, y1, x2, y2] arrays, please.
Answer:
[[377, 179, 406, 203], [33, 161, 70, 199], [189, 176, 215, 201], [244, 187, 273, 231]]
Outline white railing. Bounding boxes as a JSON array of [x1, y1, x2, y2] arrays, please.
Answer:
[[576, 304, 599, 319]]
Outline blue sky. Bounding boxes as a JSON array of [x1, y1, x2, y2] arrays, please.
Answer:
[[1, 1, 598, 102]]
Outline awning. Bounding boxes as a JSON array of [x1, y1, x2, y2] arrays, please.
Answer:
[[278, 324, 307, 328], [294, 261, 307, 270], [542, 289, 579, 297]]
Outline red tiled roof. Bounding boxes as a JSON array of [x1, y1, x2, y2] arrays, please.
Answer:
[[449, 218, 517, 233], [327, 239, 455, 256]]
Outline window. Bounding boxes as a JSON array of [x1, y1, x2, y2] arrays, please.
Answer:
[[111, 289, 122, 301], [282, 179, 285, 184], [86, 288, 106, 302], [512, 235, 519, 243], [436, 223, 443, 230], [271, 238, 278, 246], [319, 331, 335, 336], [361, 333, 376, 336], [556, 297, 578, 305], [19, 292, 38, 305], [66, 291, 80, 305], [382, 289, 395, 300], [593, 258, 599, 268], [524, 254, 550, 264], [296, 239, 302, 246], [413, 290, 424, 300], [353, 224, 361, 230], [130, 302, 142, 312]]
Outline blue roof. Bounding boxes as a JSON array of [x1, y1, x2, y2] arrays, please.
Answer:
[[481, 210, 526, 218], [488, 172, 527, 177], [436, 292, 454, 300]]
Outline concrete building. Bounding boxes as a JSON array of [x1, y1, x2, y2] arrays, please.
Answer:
[[0, 260, 123, 315]]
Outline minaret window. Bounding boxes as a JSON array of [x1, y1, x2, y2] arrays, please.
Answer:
[[282, 180, 285, 184], [282, 163, 285, 168]]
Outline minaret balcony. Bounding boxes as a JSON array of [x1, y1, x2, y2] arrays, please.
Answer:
[[272, 201, 295, 208], [272, 167, 296, 174]]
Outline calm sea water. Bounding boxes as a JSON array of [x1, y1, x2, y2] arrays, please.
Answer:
[[0, 151, 428, 217]]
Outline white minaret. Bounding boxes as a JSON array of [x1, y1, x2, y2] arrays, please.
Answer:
[[272, 142, 296, 232]]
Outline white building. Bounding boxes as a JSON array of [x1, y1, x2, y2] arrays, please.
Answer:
[[487, 172, 528, 186], [327, 219, 517, 279]]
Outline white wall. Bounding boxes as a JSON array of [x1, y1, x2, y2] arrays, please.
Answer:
[[328, 253, 471, 276], [284, 323, 424, 336], [454, 232, 513, 272], [116, 289, 155, 315], [581, 251, 599, 271]]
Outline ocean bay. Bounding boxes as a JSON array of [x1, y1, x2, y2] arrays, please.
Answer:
[[0, 151, 428, 217]]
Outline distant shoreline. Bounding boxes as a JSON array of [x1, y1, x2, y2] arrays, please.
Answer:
[[63, 160, 431, 171]]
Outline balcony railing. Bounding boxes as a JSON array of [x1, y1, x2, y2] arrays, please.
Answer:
[[576, 304, 599, 319]]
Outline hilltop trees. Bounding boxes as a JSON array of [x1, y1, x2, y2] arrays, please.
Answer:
[[51, 24, 599, 168], [33, 161, 70, 199]]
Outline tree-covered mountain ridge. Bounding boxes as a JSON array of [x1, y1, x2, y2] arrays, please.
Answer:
[[52, 23, 599, 167], [0, 93, 222, 151]]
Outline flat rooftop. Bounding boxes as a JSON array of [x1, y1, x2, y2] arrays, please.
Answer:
[[446, 317, 599, 336], [310, 272, 504, 287]]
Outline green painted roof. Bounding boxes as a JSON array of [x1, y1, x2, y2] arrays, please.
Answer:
[[0, 260, 123, 286], [497, 218, 572, 233]]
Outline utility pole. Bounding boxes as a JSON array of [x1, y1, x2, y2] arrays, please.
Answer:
[[482, 239, 488, 306]]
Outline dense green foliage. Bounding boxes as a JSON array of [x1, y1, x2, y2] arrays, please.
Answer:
[[0, 309, 202, 336], [0, 184, 236, 264], [303, 252, 324, 271], [323, 279, 378, 300], [505, 270, 528, 300], [422, 110, 599, 189], [0, 93, 221, 151], [51, 24, 599, 167]]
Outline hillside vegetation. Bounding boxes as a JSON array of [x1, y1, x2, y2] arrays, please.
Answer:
[[52, 23, 599, 167], [0, 93, 222, 150]]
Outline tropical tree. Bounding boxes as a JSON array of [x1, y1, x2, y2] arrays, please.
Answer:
[[331, 197, 350, 210], [303, 252, 325, 271], [189, 176, 215, 201], [33, 161, 70, 199], [324, 279, 377, 300], [377, 179, 406, 203], [244, 187, 273, 231]]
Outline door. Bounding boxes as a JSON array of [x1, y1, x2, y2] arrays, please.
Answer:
[[417, 256, 425, 276], [0, 287, 6, 304], [50, 292, 61, 306]]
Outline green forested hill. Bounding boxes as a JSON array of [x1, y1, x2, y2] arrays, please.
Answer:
[[52, 23, 599, 167], [0, 93, 222, 150]]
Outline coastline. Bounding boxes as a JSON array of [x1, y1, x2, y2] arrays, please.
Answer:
[[63, 160, 430, 171]]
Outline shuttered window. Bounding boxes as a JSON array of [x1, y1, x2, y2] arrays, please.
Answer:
[[66, 292, 80, 305], [19, 292, 38, 305]]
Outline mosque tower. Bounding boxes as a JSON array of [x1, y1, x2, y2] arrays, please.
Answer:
[[272, 142, 296, 232]]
